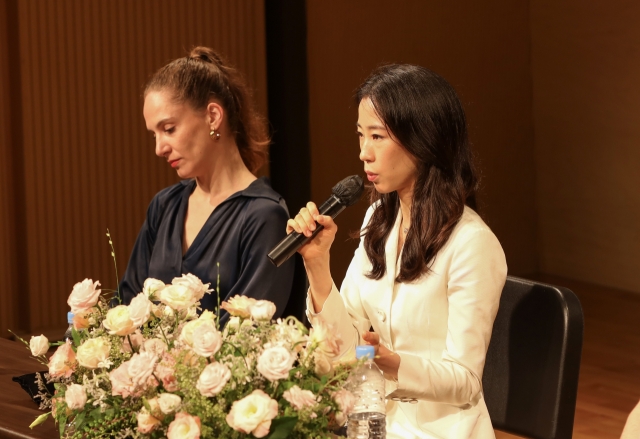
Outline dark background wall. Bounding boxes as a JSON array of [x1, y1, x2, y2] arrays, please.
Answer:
[[1, 0, 639, 337]]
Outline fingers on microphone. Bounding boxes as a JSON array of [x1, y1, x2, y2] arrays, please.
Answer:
[[306, 201, 319, 218], [286, 218, 301, 235]]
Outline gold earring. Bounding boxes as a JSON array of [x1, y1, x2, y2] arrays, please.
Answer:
[[209, 128, 221, 141]]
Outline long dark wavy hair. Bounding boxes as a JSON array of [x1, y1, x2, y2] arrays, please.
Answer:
[[357, 64, 478, 283], [144, 46, 269, 174]]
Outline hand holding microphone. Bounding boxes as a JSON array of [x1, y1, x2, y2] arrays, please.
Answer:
[[267, 175, 364, 267]]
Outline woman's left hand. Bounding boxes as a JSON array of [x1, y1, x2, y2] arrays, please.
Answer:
[[362, 331, 400, 381]]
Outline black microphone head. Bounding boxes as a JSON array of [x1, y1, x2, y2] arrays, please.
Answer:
[[331, 175, 365, 207]]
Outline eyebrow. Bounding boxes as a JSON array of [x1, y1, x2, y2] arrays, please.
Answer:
[[356, 122, 386, 130]]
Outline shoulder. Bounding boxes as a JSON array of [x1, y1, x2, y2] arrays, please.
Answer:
[[239, 178, 290, 222], [447, 206, 505, 256]]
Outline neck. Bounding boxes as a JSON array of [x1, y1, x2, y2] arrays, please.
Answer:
[[397, 187, 413, 231], [194, 139, 256, 202]]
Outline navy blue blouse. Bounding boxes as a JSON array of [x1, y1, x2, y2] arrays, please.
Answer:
[[118, 177, 295, 326]]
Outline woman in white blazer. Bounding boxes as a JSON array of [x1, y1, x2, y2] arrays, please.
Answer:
[[287, 64, 507, 438]]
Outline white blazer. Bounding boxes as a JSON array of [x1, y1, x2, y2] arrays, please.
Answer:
[[308, 205, 507, 439]]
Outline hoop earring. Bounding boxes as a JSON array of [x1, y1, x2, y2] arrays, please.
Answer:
[[209, 128, 221, 141]]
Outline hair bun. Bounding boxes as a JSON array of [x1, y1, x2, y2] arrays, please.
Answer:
[[189, 46, 223, 65]]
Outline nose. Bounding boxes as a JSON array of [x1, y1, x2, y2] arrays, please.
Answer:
[[155, 136, 169, 158], [359, 139, 373, 162]]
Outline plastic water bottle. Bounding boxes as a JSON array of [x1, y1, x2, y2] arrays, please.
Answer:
[[63, 312, 74, 342], [347, 345, 386, 439]]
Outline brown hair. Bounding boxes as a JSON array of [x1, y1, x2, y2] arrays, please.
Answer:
[[356, 64, 478, 283], [145, 46, 269, 174]]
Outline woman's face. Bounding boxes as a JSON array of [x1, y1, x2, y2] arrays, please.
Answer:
[[357, 98, 417, 198], [143, 90, 213, 179]]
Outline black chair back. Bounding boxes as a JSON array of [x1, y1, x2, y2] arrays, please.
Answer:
[[483, 276, 584, 439]]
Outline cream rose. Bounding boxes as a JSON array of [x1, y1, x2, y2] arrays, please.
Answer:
[[192, 324, 222, 357], [196, 362, 231, 397], [179, 311, 216, 346], [143, 278, 166, 299], [283, 385, 318, 410], [158, 393, 182, 414], [128, 293, 152, 327], [29, 335, 49, 357], [226, 389, 278, 438], [220, 295, 256, 318], [167, 412, 201, 439], [159, 284, 198, 311], [309, 316, 342, 358], [67, 279, 101, 313], [137, 410, 161, 434], [249, 300, 277, 321], [332, 388, 356, 426], [65, 383, 87, 410], [76, 337, 111, 369], [256, 345, 296, 382], [103, 305, 136, 336], [48, 342, 76, 378], [171, 273, 211, 301]]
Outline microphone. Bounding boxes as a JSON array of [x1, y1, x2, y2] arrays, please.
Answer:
[[268, 175, 365, 267]]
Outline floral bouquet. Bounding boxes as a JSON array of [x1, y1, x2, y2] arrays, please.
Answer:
[[19, 273, 357, 439]]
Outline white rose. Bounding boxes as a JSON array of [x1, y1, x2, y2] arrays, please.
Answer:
[[128, 293, 152, 327], [196, 362, 231, 397], [179, 311, 216, 346], [309, 316, 342, 358], [171, 273, 211, 301], [159, 284, 197, 311], [103, 305, 136, 336], [67, 279, 101, 313], [65, 383, 87, 410], [76, 337, 111, 369], [283, 385, 318, 410], [29, 335, 49, 356], [143, 278, 165, 299], [332, 388, 356, 426], [249, 300, 277, 321], [167, 412, 201, 439], [127, 352, 158, 387], [256, 345, 296, 382], [158, 393, 182, 414], [226, 389, 278, 438], [192, 324, 222, 357]]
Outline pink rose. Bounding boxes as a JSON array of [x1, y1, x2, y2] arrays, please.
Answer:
[[67, 279, 101, 313], [171, 273, 211, 301], [137, 410, 161, 434], [332, 388, 356, 426], [196, 362, 231, 397], [109, 362, 136, 397], [65, 383, 87, 410], [167, 412, 201, 439], [256, 345, 296, 382], [128, 352, 158, 387], [156, 353, 178, 392], [48, 342, 76, 378], [312, 350, 334, 377], [192, 324, 222, 357], [226, 389, 278, 438], [249, 300, 277, 321], [29, 335, 49, 357], [128, 293, 152, 327], [220, 295, 257, 318], [123, 331, 144, 353], [283, 385, 318, 410], [142, 338, 167, 357]]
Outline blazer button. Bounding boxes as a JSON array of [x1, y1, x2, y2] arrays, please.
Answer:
[[377, 309, 386, 322]]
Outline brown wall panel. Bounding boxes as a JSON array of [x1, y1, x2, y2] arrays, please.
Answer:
[[6, 0, 267, 335], [306, 1, 538, 284], [531, 1, 640, 292]]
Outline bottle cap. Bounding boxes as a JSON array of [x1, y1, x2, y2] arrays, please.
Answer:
[[355, 345, 375, 360], [67, 311, 75, 324]]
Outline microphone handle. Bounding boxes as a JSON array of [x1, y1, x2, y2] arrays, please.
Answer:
[[267, 195, 346, 267]]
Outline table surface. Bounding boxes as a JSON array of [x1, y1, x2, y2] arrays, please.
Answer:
[[0, 338, 59, 438]]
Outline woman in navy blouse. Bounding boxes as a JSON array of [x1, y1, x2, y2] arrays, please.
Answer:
[[118, 47, 295, 326]]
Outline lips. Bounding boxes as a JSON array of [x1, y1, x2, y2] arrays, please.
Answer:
[[169, 159, 180, 168], [365, 172, 378, 182]]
